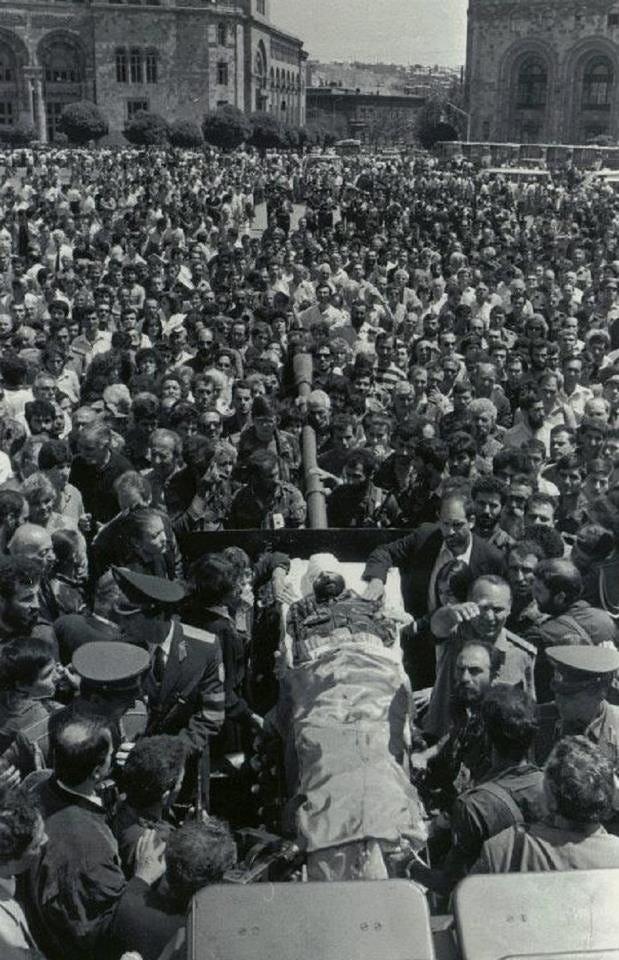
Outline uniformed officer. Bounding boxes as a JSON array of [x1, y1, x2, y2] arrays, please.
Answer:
[[427, 574, 537, 738], [71, 640, 151, 744], [535, 644, 619, 772], [111, 566, 225, 808]]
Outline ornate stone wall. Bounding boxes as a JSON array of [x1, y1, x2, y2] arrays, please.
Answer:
[[0, 0, 306, 140], [466, 0, 619, 143]]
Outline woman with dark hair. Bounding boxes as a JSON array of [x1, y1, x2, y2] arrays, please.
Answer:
[[0, 637, 63, 770]]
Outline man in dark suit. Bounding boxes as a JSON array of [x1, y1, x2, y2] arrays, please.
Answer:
[[113, 567, 225, 808], [362, 490, 504, 689]]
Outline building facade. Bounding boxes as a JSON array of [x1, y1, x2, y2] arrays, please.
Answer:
[[465, 0, 619, 143], [0, 0, 307, 142], [307, 86, 426, 146]]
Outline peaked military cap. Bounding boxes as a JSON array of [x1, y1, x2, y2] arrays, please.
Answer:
[[112, 566, 186, 606], [72, 641, 150, 693], [548, 645, 619, 695]]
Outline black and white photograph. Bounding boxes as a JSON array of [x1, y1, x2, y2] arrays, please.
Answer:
[[0, 0, 619, 957]]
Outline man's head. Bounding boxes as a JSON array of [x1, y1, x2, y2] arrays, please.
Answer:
[[454, 641, 498, 706], [0, 790, 47, 879], [525, 493, 556, 533], [120, 735, 187, 813], [0, 490, 29, 538], [471, 475, 506, 538], [149, 429, 182, 481], [448, 431, 477, 479], [481, 683, 538, 763], [532, 558, 582, 615], [439, 493, 475, 555], [550, 426, 576, 462], [469, 575, 512, 643], [164, 818, 237, 909], [506, 540, 544, 604], [50, 711, 114, 789], [78, 423, 112, 468], [343, 448, 377, 488], [521, 390, 546, 432], [9, 523, 55, 577], [544, 736, 614, 826]]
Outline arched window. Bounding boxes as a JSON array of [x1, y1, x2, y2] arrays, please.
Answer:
[[42, 41, 82, 83], [516, 57, 547, 108], [115, 47, 127, 83], [583, 55, 614, 107], [217, 23, 226, 46]]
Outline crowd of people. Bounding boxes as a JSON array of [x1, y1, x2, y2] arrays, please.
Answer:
[[0, 142, 618, 958]]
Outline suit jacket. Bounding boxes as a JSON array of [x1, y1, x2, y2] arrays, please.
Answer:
[[143, 619, 225, 757], [54, 613, 122, 665], [363, 524, 505, 618]]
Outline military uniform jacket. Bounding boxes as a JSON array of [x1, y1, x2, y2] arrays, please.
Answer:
[[446, 761, 545, 884], [142, 619, 225, 755], [535, 699, 619, 769]]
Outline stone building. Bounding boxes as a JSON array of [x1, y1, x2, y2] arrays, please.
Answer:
[[465, 0, 619, 143], [306, 86, 425, 146], [0, 0, 307, 142]]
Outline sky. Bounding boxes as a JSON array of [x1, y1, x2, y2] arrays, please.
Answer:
[[270, 0, 467, 68]]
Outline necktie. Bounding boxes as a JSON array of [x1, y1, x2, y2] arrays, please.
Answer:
[[152, 645, 166, 685]]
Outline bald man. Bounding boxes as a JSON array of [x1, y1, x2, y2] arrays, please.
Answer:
[[9, 523, 58, 626]]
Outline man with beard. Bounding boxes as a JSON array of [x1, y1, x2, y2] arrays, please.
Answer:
[[228, 449, 306, 529], [363, 492, 504, 689], [427, 576, 536, 739], [528, 559, 618, 702], [471, 476, 513, 553], [504, 390, 553, 456], [0, 555, 41, 643], [185, 327, 216, 375], [327, 448, 399, 528], [412, 641, 500, 812]]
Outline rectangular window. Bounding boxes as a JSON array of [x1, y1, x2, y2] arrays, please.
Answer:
[[608, 12, 619, 25], [46, 102, 64, 142], [0, 61, 13, 82], [145, 52, 157, 84], [217, 61, 229, 86], [127, 99, 149, 119], [0, 102, 14, 126], [257, 0, 266, 13], [130, 48, 143, 84], [115, 48, 127, 83]]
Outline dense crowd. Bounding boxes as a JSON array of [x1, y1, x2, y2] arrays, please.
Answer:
[[0, 144, 619, 958]]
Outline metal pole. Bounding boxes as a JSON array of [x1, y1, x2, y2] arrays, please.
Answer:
[[293, 352, 328, 529]]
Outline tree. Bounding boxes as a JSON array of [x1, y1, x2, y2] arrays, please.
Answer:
[[202, 105, 250, 150], [415, 95, 458, 149], [59, 100, 108, 145], [0, 121, 36, 147], [124, 111, 169, 146], [169, 119, 204, 148], [248, 111, 287, 150]]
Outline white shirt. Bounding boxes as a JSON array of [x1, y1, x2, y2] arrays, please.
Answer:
[[427, 536, 474, 613], [148, 620, 175, 670]]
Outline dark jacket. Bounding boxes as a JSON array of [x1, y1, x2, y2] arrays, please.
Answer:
[[363, 524, 505, 618], [22, 777, 128, 960], [69, 450, 133, 524], [109, 877, 184, 960]]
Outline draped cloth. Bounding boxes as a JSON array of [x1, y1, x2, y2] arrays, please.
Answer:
[[276, 633, 427, 871]]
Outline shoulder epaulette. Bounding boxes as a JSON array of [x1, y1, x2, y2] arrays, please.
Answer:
[[505, 630, 537, 658], [180, 623, 218, 645]]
